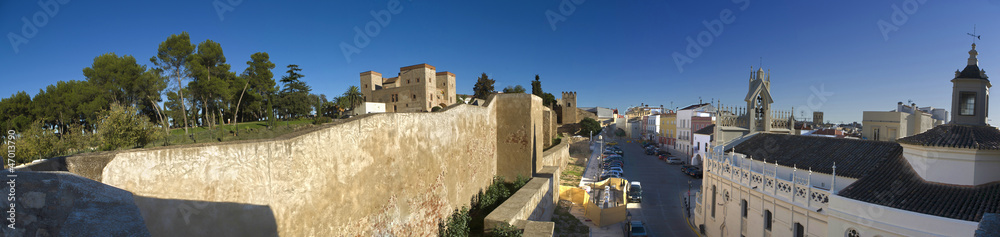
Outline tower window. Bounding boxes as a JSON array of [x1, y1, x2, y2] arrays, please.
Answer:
[[960, 92, 976, 116], [741, 199, 748, 217], [764, 210, 772, 231], [417, 78, 420, 82]]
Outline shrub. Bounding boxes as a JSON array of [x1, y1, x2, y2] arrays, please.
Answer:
[[98, 104, 161, 150], [479, 176, 511, 210], [432, 106, 443, 112], [439, 206, 471, 237], [488, 223, 523, 237], [313, 116, 332, 125], [14, 120, 59, 164], [512, 175, 530, 190]]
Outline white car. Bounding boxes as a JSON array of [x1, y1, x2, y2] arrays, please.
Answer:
[[666, 156, 684, 164], [605, 167, 624, 174]]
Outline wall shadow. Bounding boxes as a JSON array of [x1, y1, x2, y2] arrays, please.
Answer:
[[132, 195, 279, 237]]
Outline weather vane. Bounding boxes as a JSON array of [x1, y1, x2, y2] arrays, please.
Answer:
[[968, 24, 981, 44]]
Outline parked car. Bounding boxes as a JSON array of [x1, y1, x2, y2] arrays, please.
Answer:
[[644, 149, 656, 155], [600, 172, 622, 180], [667, 156, 684, 164], [688, 167, 703, 178], [628, 181, 642, 203], [656, 150, 670, 156], [680, 165, 694, 172], [604, 167, 624, 174], [624, 221, 648, 237], [607, 141, 618, 146]]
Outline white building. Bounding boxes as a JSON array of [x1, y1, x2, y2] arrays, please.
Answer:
[[645, 114, 661, 141], [692, 124, 714, 165], [694, 43, 999, 237], [675, 103, 714, 157], [352, 102, 387, 115]]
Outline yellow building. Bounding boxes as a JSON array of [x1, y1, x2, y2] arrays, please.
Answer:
[[660, 111, 676, 146]]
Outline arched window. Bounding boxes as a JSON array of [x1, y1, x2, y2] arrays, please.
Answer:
[[764, 210, 772, 231], [846, 229, 860, 237], [794, 222, 804, 237]]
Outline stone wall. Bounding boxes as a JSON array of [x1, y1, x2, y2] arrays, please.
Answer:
[[541, 141, 570, 170], [99, 99, 502, 236], [483, 165, 559, 234], [495, 93, 544, 180], [12, 93, 556, 236]]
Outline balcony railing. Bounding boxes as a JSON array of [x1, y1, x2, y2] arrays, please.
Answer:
[[704, 149, 831, 209]]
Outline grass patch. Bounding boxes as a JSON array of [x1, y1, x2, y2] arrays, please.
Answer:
[[148, 118, 322, 148]]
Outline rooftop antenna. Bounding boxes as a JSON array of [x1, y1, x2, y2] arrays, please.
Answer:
[[968, 24, 981, 44], [759, 57, 762, 69]]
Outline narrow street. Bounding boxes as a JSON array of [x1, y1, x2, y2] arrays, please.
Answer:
[[616, 137, 701, 237]]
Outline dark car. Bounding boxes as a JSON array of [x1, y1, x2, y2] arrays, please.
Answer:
[[628, 181, 642, 203], [684, 166, 702, 178], [625, 221, 648, 237]]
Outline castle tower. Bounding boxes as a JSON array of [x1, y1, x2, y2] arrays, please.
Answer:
[[360, 71, 382, 100], [436, 71, 457, 106], [950, 43, 991, 126], [560, 92, 578, 124]]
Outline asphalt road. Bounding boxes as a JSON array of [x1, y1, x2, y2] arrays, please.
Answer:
[[617, 139, 702, 237]]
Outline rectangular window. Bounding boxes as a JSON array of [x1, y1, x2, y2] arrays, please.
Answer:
[[960, 92, 976, 116], [711, 186, 717, 218], [764, 210, 772, 230]]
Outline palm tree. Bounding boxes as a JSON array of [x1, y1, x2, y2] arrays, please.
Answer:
[[342, 86, 364, 111]]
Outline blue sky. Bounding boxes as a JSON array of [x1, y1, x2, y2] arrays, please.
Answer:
[[2, 0, 1000, 125]]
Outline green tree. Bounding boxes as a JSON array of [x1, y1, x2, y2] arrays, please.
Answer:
[[472, 73, 496, 100], [31, 80, 105, 137], [541, 93, 557, 108], [530, 74, 542, 96], [341, 86, 364, 112], [241, 52, 277, 122], [0, 91, 35, 134], [83, 53, 166, 128], [277, 64, 312, 119], [150, 32, 195, 135], [502, 85, 526, 93], [578, 117, 602, 136], [187, 39, 232, 128], [98, 104, 162, 150]]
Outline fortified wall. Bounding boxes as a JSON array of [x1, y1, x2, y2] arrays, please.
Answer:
[[8, 93, 563, 236]]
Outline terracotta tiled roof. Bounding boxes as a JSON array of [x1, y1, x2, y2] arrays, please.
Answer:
[[838, 152, 1000, 222], [897, 124, 1000, 150], [732, 133, 901, 178], [694, 124, 715, 135]]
